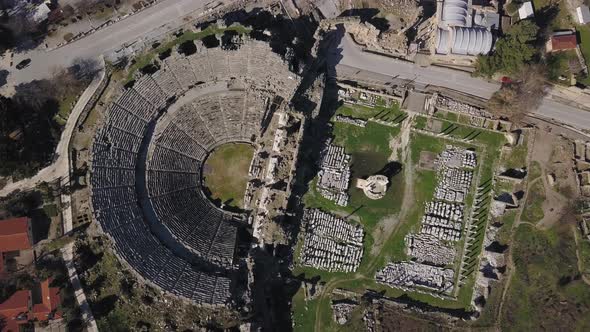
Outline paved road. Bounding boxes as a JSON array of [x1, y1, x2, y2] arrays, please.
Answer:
[[535, 98, 590, 130], [336, 34, 500, 99], [0, 61, 106, 197], [62, 242, 99, 332], [2, 0, 225, 90], [335, 33, 590, 131]]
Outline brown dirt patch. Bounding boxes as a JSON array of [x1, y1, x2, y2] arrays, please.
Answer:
[[529, 130, 580, 229], [418, 151, 437, 170]]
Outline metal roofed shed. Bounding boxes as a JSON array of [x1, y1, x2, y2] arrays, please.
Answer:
[[474, 12, 500, 29], [436, 28, 452, 54], [436, 27, 494, 55], [518, 2, 534, 20], [577, 5, 590, 24], [452, 27, 494, 55], [441, 0, 470, 26]]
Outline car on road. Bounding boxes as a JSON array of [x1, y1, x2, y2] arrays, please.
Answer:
[[15, 59, 31, 70]]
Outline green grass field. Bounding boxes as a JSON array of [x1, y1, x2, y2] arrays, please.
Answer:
[[528, 161, 542, 181], [521, 180, 546, 224], [577, 25, 590, 86], [501, 224, 590, 331], [291, 288, 319, 332], [202, 143, 254, 209], [295, 119, 405, 281], [502, 134, 528, 169]]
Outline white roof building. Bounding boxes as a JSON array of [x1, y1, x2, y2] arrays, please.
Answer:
[[441, 0, 470, 27], [518, 2, 535, 20], [577, 5, 590, 24], [32, 0, 51, 22], [435, 0, 497, 56], [436, 27, 494, 55]]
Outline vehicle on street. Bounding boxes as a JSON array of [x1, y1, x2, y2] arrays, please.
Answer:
[[15, 59, 31, 70]]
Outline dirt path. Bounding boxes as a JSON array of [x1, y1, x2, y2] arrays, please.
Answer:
[[497, 129, 583, 326], [529, 130, 574, 229], [535, 162, 569, 229], [388, 114, 413, 162], [371, 114, 415, 257], [313, 274, 369, 332], [496, 129, 537, 327]]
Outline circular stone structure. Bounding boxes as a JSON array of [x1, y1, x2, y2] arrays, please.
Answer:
[[356, 175, 389, 200], [89, 39, 299, 305], [202, 143, 255, 210]]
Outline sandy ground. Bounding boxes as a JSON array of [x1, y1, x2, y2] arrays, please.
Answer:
[[530, 130, 579, 229]]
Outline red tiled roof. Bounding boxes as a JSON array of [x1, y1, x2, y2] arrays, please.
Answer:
[[0, 290, 30, 331], [0, 279, 62, 329], [0, 253, 4, 277], [0, 290, 29, 314], [551, 34, 578, 50], [31, 279, 61, 321], [0, 217, 31, 252], [0, 315, 27, 332]]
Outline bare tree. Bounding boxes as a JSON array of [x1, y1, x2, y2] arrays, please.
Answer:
[[487, 64, 548, 122], [0, 6, 46, 51], [70, 57, 101, 82]]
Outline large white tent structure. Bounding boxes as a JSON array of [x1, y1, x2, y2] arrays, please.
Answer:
[[435, 0, 495, 56]]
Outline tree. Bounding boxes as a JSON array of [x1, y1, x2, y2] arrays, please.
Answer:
[[487, 64, 548, 121], [475, 20, 540, 77], [70, 57, 100, 82], [0, 6, 47, 52]]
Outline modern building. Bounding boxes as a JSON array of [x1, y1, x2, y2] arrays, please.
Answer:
[[31, 0, 52, 22], [518, 2, 535, 20]]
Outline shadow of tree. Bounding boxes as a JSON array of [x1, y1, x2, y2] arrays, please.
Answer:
[[91, 294, 118, 318]]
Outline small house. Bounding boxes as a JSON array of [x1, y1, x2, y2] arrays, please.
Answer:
[[518, 2, 534, 20], [546, 31, 578, 52]]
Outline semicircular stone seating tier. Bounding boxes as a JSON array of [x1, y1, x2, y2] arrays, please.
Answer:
[[90, 39, 300, 305]]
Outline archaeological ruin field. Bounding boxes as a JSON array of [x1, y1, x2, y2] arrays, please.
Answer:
[[291, 89, 521, 331]]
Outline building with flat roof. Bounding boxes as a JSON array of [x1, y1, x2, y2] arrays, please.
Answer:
[[518, 2, 535, 20]]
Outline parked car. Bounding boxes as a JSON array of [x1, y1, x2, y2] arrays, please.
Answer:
[[15, 58, 31, 70]]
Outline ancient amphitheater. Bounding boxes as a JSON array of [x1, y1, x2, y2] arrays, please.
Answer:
[[90, 39, 300, 305]]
